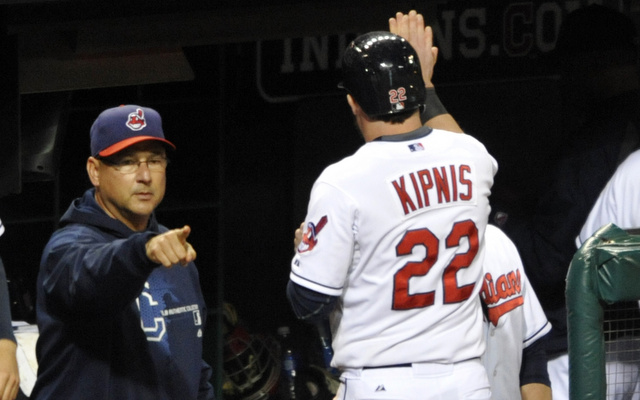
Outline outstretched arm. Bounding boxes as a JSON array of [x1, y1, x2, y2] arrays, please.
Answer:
[[0, 339, 18, 400], [389, 10, 463, 133]]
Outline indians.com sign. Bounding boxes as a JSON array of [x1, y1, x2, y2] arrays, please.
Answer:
[[257, 0, 627, 101]]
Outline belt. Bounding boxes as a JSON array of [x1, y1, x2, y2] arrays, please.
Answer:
[[362, 363, 412, 370]]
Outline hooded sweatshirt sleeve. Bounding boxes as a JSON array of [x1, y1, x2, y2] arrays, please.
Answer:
[[40, 224, 159, 317]]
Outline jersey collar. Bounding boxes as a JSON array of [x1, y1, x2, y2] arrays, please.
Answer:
[[372, 125, 433, 142]]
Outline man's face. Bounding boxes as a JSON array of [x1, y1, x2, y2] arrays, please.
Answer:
[[91, 141, 168, 231]]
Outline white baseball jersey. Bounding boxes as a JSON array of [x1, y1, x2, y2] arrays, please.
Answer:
[[291, 127, 497, 369], [573, 148, 640, 400], [576, 148, 640, 247], [480, 225, 551, 400]]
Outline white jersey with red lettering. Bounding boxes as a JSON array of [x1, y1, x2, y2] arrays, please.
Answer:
[[576, 148, 640, 247], [291, 127, 497, 369], [481, 225, 551, 400]]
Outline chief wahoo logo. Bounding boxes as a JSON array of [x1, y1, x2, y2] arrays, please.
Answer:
[[297, 216, 328, 253], [127, 108, 147, 131]]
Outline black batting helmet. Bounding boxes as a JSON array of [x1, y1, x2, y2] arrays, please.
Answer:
[[339, 31, 426, 117]]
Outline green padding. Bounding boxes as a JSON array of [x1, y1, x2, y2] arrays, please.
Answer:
[[566, 223, 640, 400]]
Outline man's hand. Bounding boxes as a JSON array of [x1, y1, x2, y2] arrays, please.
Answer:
[[521, 382, 552, 400], [0, 339, 19, 400], [390, 10, 463, 133], [389, 10, 438, 88], [146, 225, 197, 267], [294, 222, 304, 250]]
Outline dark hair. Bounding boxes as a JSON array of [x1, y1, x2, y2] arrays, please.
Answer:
[[371, 109, 417, 124]]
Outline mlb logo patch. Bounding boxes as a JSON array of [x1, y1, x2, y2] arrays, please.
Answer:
[[408, 143, 424, 152]]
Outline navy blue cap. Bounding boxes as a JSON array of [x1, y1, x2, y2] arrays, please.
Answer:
[[90, 105, 176, 157]]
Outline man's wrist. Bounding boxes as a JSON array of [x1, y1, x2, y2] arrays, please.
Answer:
[[421, 87, 448, 123]]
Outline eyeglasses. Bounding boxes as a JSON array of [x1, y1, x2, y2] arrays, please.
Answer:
[[98, 156, 169, 174]]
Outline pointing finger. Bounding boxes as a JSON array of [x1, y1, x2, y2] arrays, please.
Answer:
[[176, 225, 191, 243]]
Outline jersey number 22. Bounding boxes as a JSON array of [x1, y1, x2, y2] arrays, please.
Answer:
[[393, 220, 478, 310]]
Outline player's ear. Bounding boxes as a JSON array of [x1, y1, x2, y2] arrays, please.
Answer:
[[87, 156, 101, 187], [347, 94, 373, 123], [346, 94, 359, 116]]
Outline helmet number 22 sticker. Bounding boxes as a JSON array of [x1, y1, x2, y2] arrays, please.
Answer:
[[389, 87, 407, 105]]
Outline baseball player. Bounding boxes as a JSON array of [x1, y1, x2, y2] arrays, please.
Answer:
[[576, 148, 640, 247], [291, 222, 552, 400], [481, 224, 552, 400], [490, 7, 640, 400], [389, 11, 552, 399], [286, 22, 498, 400], [574, 148, 640, 400]]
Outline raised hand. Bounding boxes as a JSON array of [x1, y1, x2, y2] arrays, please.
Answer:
[[389, 10, 438, 88], [389, 10, 463, 132]]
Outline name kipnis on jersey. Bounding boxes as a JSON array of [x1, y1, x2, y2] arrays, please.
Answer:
[[390, 163, 474, 216]]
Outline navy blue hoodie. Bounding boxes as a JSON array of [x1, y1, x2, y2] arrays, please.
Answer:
[[31, 189, 214, 400]]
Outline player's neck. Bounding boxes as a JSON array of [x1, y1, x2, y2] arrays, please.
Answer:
[[361, 115, 423, 142]]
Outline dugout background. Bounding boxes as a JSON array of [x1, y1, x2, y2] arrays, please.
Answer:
[[0, 0, 632, 397]]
